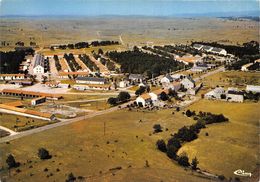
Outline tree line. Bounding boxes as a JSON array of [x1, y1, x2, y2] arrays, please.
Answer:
[[156, 110, 228, 168], [50, 40, 119, 50]]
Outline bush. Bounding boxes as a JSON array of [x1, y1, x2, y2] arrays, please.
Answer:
[[191, 157, 199, 170], [166, 145, 178, 159], [38, 148, 52, 160], [156, 139, 167, 152], [218, 175, 225, 181], [153, 124, 163, 133], [66, 173, 76, 182], [107, 97, 118, 106], [117, 91, 131, 102], [6, 154, 19, 169], [178, 153, 190, 167]]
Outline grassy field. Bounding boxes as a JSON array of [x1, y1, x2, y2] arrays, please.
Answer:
[[0, 17, 258, 50], [0, 113, 56, 131], [0, 109, 214, 182], [67, 100, 110, 111], [178, 99, 259, 179], [201, 71, 260, 89]]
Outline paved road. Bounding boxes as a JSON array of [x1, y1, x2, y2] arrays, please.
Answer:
[[0, 101, 134, 143], [194, 66, 225, 82]]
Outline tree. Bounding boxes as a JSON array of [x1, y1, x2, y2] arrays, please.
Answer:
[[117, 91, 130, 102], [186, 110, 192, 117], [167, 137, 181, 149], [107, 97, 118, 106], [166, 145, 178, 159], [156, 139, 167, 152], [178, 153, 190, 167], [160, 92, 169, 101], [38, 148, 51, 160], [66, 173, 76, 182], [153, 124, 163, 133], [98, 48, 104, 55], [6, 154, 19, 168], [135, 86, 146, 96], [191, 157, 199, 170]]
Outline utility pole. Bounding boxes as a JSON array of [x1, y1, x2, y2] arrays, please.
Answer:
[[104, 121, 106, 136]]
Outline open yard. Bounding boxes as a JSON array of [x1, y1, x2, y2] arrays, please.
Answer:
[[178, 99, 259, 179]]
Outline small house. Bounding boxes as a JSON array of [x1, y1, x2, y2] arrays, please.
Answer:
[[181, 76, 195, 89]]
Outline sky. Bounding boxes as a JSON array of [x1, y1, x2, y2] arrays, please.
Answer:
[[0, 0, 259, 17]]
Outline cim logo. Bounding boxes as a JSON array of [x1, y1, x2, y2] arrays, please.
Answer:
[[234, 169, 252, 177]]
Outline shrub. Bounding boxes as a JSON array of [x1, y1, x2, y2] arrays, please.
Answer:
[[107, 97, 118, 106], [166, 145, 178, 159], [6, 154, 19, 169], [153, 124, 163, 133], [38, 148, 52, 160], [167, 137, 181, 149], [178, 153, 190, 167], [191, 157, 199, 170], [156, 139, 167, 152], [218, 175, 225, 181], [66, 173, 76, 182]]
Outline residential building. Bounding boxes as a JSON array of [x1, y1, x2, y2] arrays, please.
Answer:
[[58, 72, 89, 79], [211, 47, 227, 56], [119, 80, 129, 88], [33, 54, 45, 74], [246, 85, 260, 93], [136, 93, 152, 107], [73, 84, 111, 91], [193, 44, 203, 50], [168, 81, 181, 91], [181, 76, 195, 89], [31, 97, 46, 106], [128, 74, 144, 83], [205, 87, 225, 100], [161, 75, 174, 84], [75, 77, 106, 84], [226, 90, 244, 103]]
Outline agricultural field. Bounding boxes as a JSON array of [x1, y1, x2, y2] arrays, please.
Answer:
[[178, 99, 259, 179], [0, 108, 212, 182]]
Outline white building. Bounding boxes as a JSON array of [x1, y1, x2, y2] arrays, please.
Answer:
[[75, 77, 106, 84], [119, 80, 129, 88], [168, 82, 181, 91], [33, 54, 45, 74], [181, 76, 195, 89], [160, 75, 174, 84], [211, 47, 227, 56], [129, 74, 144, 83], [205, 87, 225, 100], [226, 90, 244, 103], [136, 93, 152, 107], [246, 85, 260, 93]]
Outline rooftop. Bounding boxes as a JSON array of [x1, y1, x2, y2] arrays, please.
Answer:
[[76, 77, 106, 82]]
